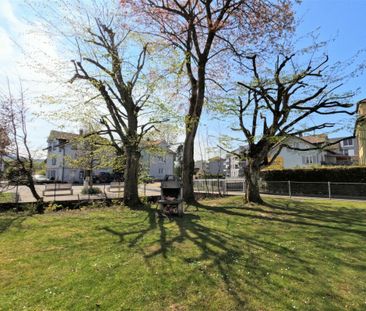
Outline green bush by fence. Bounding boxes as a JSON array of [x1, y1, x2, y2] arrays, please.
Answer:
[[261, 166, 366, 183]]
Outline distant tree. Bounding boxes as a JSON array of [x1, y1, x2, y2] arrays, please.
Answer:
[[27, 1, 167, 207], [174, 144, 184, 178], [121, 0, 297, 203], [33, 160, 46, 175], [0, 126, 10, 156], [0, 82, 43, 209], [0, 126, 10, 183], [65, 132, 116, 192], [226, 53, 355, 203]]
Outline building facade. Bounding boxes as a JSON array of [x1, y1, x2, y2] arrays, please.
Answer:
[[224, 147, 247, 178], [46, 130, 112, 183], [140, 141, 175, 180], [207, 157, 225, 176], [223, 135, 358, 178], [46, 131, 176, 183], [268, 136, 329, 169]]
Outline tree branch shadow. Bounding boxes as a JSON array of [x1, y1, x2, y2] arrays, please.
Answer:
[[102, 199, 366, 307], [0, 215, 26, 234]]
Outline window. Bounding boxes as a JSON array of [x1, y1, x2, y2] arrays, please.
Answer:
[[48, 170, 56, 179], [158, 168, 164, 174], [302, 155, 317, 165], [343, 138, 353, 146], [312, 155, 317, 163], [51, 158, 56, 165]]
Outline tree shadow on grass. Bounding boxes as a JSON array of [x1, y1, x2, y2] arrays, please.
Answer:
[[197, 200, 366, 236], [102, 202, 327, 307], [0, 215, 27, 234], [0, 216, 26, 234], [103, 207, 157, 247], [102, 199, 366, 308]]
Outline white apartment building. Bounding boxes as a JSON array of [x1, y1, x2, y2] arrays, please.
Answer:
[[46, 130, 112, 183], [140, 141, 175, 180], [224, 135, 354, 178], [268, 136, 329, 169], [46, 131, 175, 183], [224, 146, 247, 178]]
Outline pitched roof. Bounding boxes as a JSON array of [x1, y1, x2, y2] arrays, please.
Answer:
[[48, 130, 79, 141], [302, 134, 328, 144]]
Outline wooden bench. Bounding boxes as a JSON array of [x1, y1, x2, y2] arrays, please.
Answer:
[[42, 183, 73, 196], [108, 181, 124, 193]]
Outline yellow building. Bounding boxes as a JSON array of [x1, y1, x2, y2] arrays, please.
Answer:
[[356, 100, 366, 165]]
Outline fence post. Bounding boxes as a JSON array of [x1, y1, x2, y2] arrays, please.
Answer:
[[328, 181, 331, 200], [53, 179, 56, 202], [288, 180, 291, 198], [15, 182, 19, 207]]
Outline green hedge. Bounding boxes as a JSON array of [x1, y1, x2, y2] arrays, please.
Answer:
[[261, 166, 366, 183]]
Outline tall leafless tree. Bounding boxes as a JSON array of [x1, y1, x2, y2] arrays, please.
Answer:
[[227, 53, 355, 203], [69, 18, 162, 207], [121, 0, 296, 203], [0, 82, 43, 207]]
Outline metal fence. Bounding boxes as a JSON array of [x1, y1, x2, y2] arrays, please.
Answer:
[[194, 178, 245, 195], [261, 181, 366, 199], [194, 178, 366, 200]]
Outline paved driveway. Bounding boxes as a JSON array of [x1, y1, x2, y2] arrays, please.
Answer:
[[2, 182, 162, 203]]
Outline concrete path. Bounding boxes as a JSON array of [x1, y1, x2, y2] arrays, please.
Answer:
[[2, 182, 365, 203], [2, 183, 161, 203]]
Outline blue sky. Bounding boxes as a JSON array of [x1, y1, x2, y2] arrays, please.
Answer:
[[1, 0, 366, 159], [199, 0, 366, 158]]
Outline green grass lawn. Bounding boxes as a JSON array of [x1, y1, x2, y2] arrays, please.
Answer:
[[0, 197, 365, 311], [0, 192, 14, 203]]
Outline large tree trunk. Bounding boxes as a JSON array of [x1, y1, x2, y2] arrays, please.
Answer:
[[244, 160, 263, 204], [25, 171, 43, 213], [182, 63, 206, 204], [123, 146, 141, 207], [182, 131, 196, 204]]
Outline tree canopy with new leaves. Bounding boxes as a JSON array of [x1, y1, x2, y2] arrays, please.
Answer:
[[120, 0, 297, 203]]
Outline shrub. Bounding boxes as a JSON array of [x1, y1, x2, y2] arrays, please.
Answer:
[[261, 166, 366, 183], [45, 202, 63, 212], [81, 187, 102, 195]]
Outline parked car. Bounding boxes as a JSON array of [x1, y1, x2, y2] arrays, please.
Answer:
[[92, 172, 113, 184], [145, 176, 155, 183], [32, 174, 51, 184]]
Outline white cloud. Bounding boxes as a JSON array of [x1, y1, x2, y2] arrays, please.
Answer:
[[0, 0, 24, 30], [0, 1, 80, 156]]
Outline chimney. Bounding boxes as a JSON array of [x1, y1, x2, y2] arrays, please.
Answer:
[[79, 129, 84, 136]]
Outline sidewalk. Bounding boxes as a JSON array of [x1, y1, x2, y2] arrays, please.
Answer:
[[2, 183, 161, 203]]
